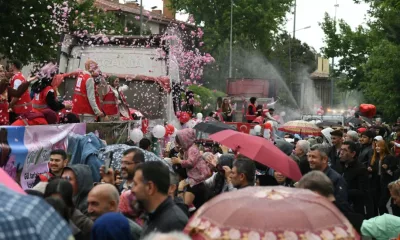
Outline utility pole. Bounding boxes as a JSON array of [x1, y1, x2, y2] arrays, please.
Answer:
[[140, 0, 143, 36], [229, 0, 233, 78], [330, 0, 339, 107], [292, 0, 297, 39]]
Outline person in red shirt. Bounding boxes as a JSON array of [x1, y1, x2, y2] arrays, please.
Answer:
[[8, 60, 32, 122], [100, 75, 132, 121], [31, 63, 71, 115], [71, 60, 104, 122], [0, 65, 30, 125]]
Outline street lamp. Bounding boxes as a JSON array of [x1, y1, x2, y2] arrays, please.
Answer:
[[288, 26, 311, 93], [229, 0, 233, 78]]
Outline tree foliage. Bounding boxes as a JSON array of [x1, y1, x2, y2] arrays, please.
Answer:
[[170, 0, 294, 55], [320, 0, 400, 120], [0, 0, 149, 64]]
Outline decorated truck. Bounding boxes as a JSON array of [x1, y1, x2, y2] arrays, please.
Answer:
[[57, 34, 177, 124]]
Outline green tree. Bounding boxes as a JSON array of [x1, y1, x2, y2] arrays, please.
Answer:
[[170, 0, 293, 54], [0, 0, 130, 64], [320, 0, 400, 120]]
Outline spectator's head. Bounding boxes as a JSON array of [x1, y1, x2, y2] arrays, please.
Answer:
[[339, 141, 358, 163], [330, 130, 343, 147], [307, 144, 329, 171], [230, 158, 256, 189], [296, 170, 335, 201], [91, 213, 132, 240], [45, 197, 71, 222], [121, 148, 145, 180], [273, 171, 287, 184], [132, 161, 170, 213], [360, 130, 375, 145], [10, 60, 22, 71], [87, 183, 120, 221], [345, 130, 359, 142], [375, 118, 382, 126], [388, 179, 400, 207], [294, 140, 310, 157], [139, 138, 152, 151], [250, 97, 257, 105], [49, 149, 68, 176], [44, 178, 75, 209]]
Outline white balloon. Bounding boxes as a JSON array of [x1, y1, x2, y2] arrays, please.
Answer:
[[152, 125, 166, 139], [130, 128, 143, 142], [280, 111, 286, 117], [171, 127, 178, 137], [196, 113, 203, 120], [254, 125, 262, 133]]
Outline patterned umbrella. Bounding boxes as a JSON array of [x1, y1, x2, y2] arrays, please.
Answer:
[[185, 186, 358, 240], [0, 185, 73, 240], [279, 120, 321, 136], [97, 144, 173, 172]]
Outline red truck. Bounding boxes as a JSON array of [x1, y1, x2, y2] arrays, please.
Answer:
[[226, 78, 278, 123]]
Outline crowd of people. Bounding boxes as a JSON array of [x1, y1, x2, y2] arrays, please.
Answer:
[[4, 113, 393, 239], [2, 60, 400, 239]]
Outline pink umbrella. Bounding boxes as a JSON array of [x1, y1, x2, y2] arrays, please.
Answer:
[[0, 168, 25, 194], [209, 130, 302, 181]]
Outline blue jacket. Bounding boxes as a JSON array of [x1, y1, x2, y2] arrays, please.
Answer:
[[324, 166, 348, 204], [67, 132, 105, 182]]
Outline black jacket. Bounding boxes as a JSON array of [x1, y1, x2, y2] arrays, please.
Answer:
[[358, 144, 373, 167], [329, 146, 343, 174], [141, 197, 188, 238], [298, 154, 311, 175], [380, 155, 398, 188], [324, 167, 348, 203], [342, 159, 369, 215]]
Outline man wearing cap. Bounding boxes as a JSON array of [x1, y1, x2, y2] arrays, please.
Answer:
[[72, 60, 104, 122]]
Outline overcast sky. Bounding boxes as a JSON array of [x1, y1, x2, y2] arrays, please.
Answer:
[[131, 0, 370, 52]]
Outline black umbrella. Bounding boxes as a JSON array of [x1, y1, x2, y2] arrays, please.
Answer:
[[194, 121, 237, 134], [346, 116, 372, 127], [316, 121, 342, 128]]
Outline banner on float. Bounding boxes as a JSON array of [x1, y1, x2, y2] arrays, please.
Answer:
[[0, 123, 86, 188]]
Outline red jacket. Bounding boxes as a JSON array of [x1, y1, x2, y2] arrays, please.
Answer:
[[32, 86, 56, 111], [71, 72, 101, 115], [246, 103, 257, 121], [102, 87, 119, 116], [10, 72, 32, 114]]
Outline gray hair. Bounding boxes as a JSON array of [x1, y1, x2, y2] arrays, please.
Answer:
[[309, 144, 329, 158], [346, 130, 359, 141], [388, 179, 400, 197], [296, 171, 334, 197], [297, 140, 310, 153], [143, 232, 191, 240]]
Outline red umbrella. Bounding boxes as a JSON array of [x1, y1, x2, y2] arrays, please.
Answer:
[[185, 186, 359, 240], [209, 130, 302, 181]]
